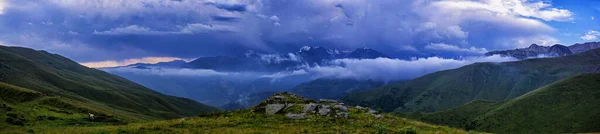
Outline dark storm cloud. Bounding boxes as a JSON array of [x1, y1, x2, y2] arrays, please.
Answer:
[[210, 15, 242, 22], [0, 0, 573, 63], [204, 2, 247, 12]]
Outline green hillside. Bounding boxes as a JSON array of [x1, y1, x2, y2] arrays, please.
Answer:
[[29, 93, 475, 134], [344, 48, 600, 113], [289, 78, 384, 100], [408, 73, 600, 133], [0, 46, 219, 130]]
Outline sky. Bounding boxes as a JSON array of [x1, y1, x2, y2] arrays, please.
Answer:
[[0, 0, 598, 68]]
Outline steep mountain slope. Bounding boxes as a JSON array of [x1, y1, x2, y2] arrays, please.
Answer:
[[409, 73, 600, 133], [30, 93, 473, 134], [0, 46, 219, 122], [569, 42, 600, 53], [485, 42, 600, 59], [289, 78, 384, 100], [344, 48, 600, 113]]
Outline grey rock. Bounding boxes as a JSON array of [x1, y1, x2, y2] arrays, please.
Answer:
[[337, 112, 349, 118], [318, 105, 332, 116], [273, 95, 285, 100], [334, 105, 348, 112], [285, 113, 306, 119], [285, 103, 295, 109], [368, 109, 378, 114], [266, 104, 285, 115], [355, 106, 365, 109], [302, 103, 318, 113], [319, 99, 338, 103], [372, 114, 382, 119]]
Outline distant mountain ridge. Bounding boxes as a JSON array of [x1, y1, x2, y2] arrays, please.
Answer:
[[485, 42, 600, 59], [126, 46, 389, 72]]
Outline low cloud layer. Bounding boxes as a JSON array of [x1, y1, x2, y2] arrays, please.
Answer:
[[105, 55, 517, 82], [301, 55, 517, 81]]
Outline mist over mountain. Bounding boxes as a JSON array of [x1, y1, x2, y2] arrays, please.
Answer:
[[485, 42, 600, 59], [103, 46, 517, 106]]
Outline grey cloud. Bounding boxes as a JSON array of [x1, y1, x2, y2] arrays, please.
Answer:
[[204, 2, 247, 12], [94, 24, 237, 35], [0, 0, 574, 62], [211, 15, 242, 22]]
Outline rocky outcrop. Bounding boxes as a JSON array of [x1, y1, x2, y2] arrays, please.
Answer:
[[318, 105, 332, 116], [485, 44, 572, 59], [252, 92, 384, 120]]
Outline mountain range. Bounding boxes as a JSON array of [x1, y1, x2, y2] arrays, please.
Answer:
[[485, 42, 600, 59], [125, 46, 389, 72], [103, 46, 391, 106]]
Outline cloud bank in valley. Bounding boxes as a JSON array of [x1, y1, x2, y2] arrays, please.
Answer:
[[105, 55, 518, 82]]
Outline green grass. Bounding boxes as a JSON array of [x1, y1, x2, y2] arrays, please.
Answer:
[[28, 108, 476, 134], [2, 92, 477, 133], [406, 73, 600, 133], [344, 48, 600, 113]]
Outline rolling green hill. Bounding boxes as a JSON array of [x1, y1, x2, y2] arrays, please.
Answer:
[[407, 73, 600, 133], [0, 46, 219, 130], [344, 48, 600, 113]]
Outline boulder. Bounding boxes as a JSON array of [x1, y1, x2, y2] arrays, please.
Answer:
[[318, 105, 332, 116], [334, 105, 348, 112], [266, 104, 285, 115], [302, 103, 318, 113], [285, 113, 306, 119], [372, 114, 382, 119], [337, 112, 349, 118]]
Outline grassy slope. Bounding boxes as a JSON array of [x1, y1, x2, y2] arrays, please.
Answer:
[[0, 82, 130, 131], [34, 103, 476, 133], [344, 48, 600, 113], [289, 78, 384, 100], [0, 46, 219, 126], [410, 73, 600, 133]]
